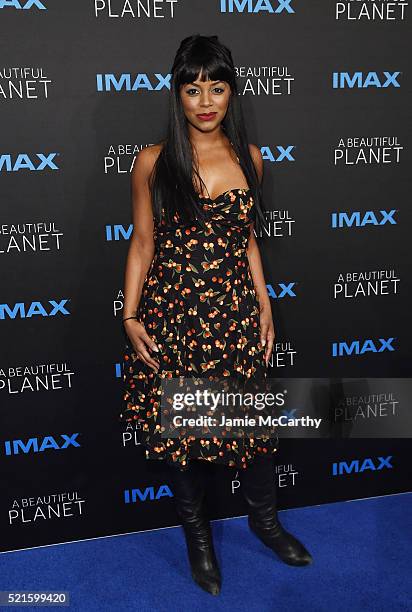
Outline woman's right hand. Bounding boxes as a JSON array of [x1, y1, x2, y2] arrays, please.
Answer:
[[124, 319, 160, 373]]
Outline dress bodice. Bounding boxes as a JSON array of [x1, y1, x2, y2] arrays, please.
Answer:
[[153, 188, 256, 254]]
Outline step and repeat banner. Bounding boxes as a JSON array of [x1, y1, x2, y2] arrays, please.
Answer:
[[1, 1, 411, 553]]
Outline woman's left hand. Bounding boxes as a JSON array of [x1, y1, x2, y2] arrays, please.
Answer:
[[259, 305, 275, 367]]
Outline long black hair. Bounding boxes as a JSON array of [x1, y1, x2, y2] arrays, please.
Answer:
[[150, 34, 268, 234]]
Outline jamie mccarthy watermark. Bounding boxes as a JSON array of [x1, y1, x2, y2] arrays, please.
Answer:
[[151, 377, 412, 440]]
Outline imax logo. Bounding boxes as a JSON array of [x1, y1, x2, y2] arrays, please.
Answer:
[[0, 300, 70, 320], [220, 0, 294, 13], [332, 338, 395, 357], [124, 485, 173, 503], [332, 71, 401, 89], [96, 73, 171, 92], [331, 209, 397, 228], [0, 0, 46, 8], [4, 433, 80, 456], [105, 224, 133, 241], [0, 153, 58, 172], [267, 283, 296, 299], [261, 145, 295, 162], [332, 455, 393, 476]]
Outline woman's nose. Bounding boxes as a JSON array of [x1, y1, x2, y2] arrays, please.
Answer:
[[199, 92, 213, 107]]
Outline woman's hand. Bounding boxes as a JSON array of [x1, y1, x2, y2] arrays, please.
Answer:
[[259, 304, 275, 367], [124, 319, 160, 373]]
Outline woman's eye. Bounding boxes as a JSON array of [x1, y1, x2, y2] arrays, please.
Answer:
[[185, 86, 225, 95]]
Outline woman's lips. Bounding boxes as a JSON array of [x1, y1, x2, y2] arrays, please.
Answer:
[[196, 112, 217, 121]]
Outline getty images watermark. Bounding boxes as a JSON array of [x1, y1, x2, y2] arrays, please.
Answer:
[[155, 377, 412, 440], [168, 386, 321, 429]]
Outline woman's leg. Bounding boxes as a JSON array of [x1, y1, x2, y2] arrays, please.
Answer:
[[240, 454, 313, 566], [167, 459, 221, 595]]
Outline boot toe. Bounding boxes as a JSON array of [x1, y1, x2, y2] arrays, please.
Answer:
[[284, 549, 313, 566], [249, 517, 313, 566], [280, 532, 313, 565], [192, 571, 221, 595]]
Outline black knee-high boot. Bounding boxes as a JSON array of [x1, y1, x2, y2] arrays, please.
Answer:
[[240, 455, 313, 566], [168, 460, 221, 595]]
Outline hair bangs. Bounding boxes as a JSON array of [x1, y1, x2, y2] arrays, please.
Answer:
[[174, 53, 236, 90]]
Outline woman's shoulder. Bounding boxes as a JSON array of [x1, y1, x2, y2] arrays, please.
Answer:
[[132, 141, 165, 178], [138, 141, 165, 163], [248, 143, 262, 161], [248, 143, 263, 180]]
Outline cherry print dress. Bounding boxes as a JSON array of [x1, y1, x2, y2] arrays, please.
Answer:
[[120, 187, 279, 470]]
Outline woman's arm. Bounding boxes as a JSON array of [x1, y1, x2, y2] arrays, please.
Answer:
[[122, 145, 161, 371], [247, 144, 276, 366], [123, 147, 156, 319]]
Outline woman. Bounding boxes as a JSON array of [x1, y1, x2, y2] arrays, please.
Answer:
[[121, 34, 312, 596]]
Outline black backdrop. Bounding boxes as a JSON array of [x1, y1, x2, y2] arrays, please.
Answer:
[[0, 0, 411, 553]]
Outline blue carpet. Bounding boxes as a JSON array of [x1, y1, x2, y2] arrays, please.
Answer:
[[1, 493, 411, 611]]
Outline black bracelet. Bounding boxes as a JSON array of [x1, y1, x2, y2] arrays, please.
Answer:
[[122, 316, 138, 323]]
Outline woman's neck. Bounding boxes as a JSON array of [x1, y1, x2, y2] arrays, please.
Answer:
[[187, 124, 227, 152]]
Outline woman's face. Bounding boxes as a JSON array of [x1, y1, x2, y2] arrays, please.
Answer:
[[179, 73, 231, 132]]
